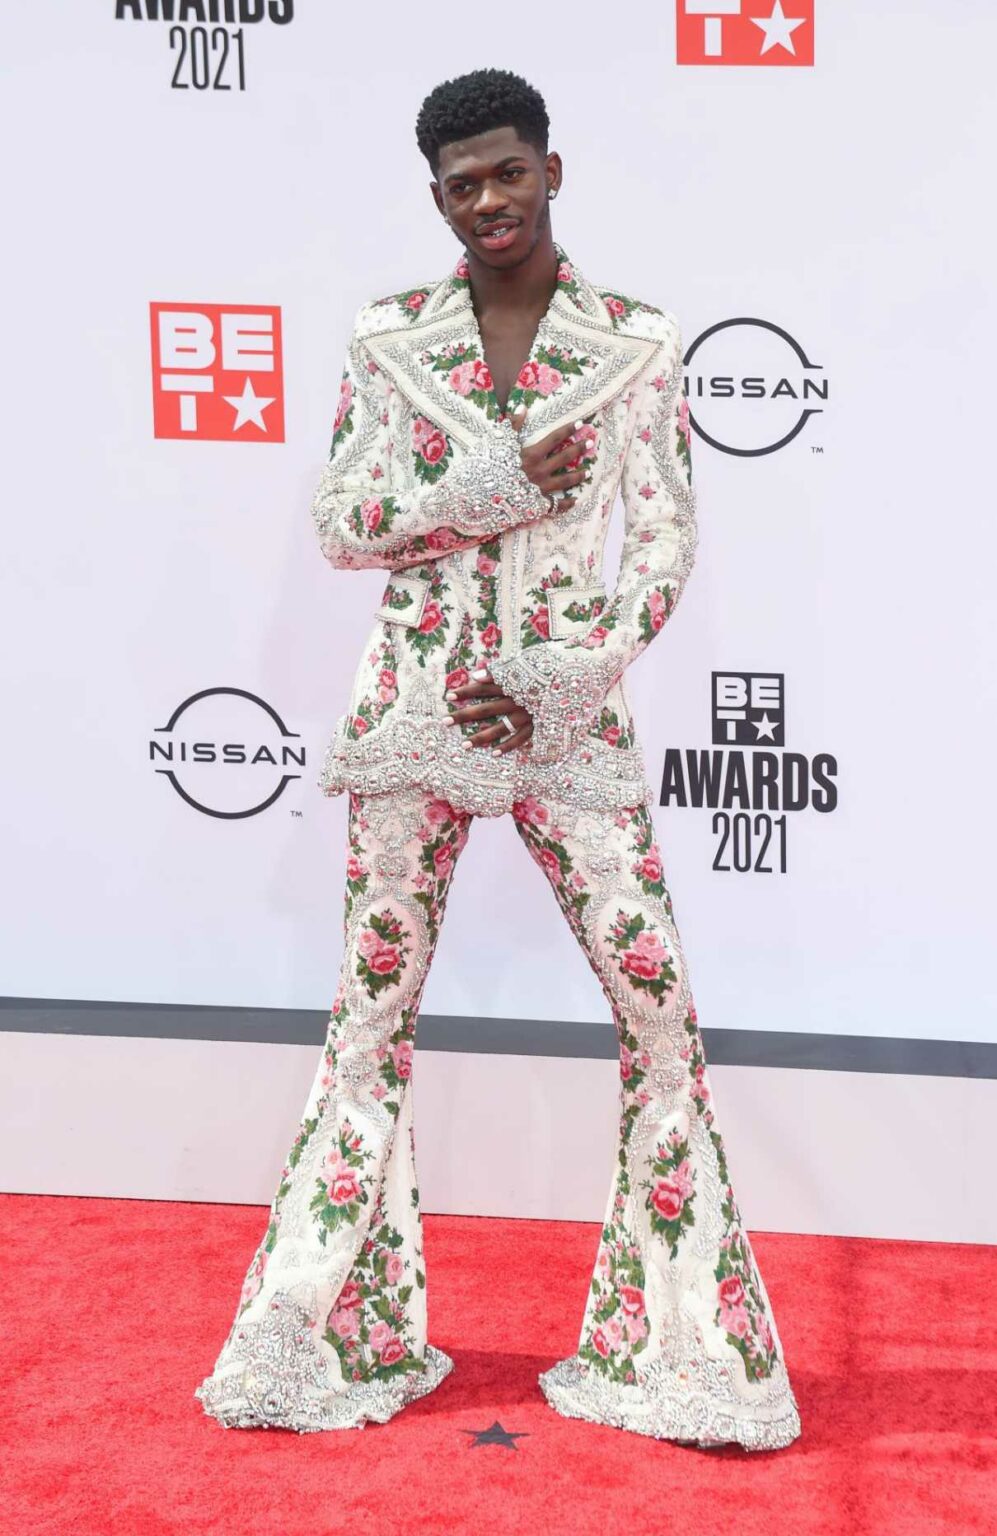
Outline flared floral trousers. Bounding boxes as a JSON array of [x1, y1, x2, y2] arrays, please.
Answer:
[[194, 787, 802, 1451]]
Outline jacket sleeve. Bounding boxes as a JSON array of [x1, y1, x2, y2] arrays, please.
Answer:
[[488, 323, 698, 764], [311, 308, 553, 572]]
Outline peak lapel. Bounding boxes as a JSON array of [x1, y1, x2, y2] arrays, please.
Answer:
[[361, 246, 661, 450]]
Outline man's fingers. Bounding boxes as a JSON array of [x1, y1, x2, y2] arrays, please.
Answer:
[[532, 417, 589, 453], [541, 436, 592, 468], [445, 679, 502, 702], [450, 697, 521, 722], [494, 724, 532, 753]]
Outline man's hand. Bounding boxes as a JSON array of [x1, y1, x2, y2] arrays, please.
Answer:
[[443, 668, 533, 753], [508, 403, 592, 513]]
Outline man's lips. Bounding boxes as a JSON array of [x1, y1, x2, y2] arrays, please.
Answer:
[[476, 222, 520, 249]]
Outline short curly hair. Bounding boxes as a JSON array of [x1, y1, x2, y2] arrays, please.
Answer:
[[415, 68, 549, 175]]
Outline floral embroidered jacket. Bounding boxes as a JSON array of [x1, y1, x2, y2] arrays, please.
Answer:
[[312, 243, 697, 817]]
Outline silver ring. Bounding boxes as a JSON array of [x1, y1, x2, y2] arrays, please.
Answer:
[[499, 713, 517, 739]]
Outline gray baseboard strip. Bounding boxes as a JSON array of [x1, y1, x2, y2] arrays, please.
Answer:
[[1, 996, 994, 1079]]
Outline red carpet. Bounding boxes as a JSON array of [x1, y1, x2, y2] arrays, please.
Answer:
[[4, 1193, 994, 1536]]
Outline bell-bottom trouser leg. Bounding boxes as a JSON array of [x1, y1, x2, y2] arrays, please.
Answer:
[[194, 786, 474, 1431], [194, 785, 802, 1450], [508, 793, 801, 1451]]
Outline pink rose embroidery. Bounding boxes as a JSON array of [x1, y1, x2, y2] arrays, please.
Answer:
[[325, 1152, 362, 1207], [384, 1253, 405, 1285], [650, 1179, 684, 1222], [337, 1282, 362, 1311], [418, 601, 443, 635], [421, 430, 448, 464], [333, 377, 353, 433], [718, 1274, 746, 1309], [619, 1285, 645, 1316], [379, 1336, 406, 1366], [539, 849, 561, 882], [535, 363, 563, 396], [621, 927, 668, 981], [591, 1327, 611, 1359], [329, 1307, 360, 1339], [367, 945, 400, 975], [720, 1306, 752, 1340], [517, 360, 539, 390], [448, 362, 477, 397], [512, 796, 550, 829], [425, 527, 459, 552]]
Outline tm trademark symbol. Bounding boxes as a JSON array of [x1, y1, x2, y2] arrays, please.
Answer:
[[811, 444, 824, 454], [290, 809, 303, 818]]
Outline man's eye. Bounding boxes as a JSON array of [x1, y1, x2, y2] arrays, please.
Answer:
[[503, 168, 524, 179]]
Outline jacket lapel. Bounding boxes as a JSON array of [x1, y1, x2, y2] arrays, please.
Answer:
[[361, 245, 661, 450]]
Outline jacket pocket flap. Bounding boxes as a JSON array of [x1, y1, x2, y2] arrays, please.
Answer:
[[545, 584, 607, 640], [377, 574, 430, 627]]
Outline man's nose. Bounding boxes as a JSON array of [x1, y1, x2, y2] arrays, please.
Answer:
[[474, 181, 510, 214]]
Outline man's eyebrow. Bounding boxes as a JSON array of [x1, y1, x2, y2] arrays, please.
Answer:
[[444, 156, 527, 185]]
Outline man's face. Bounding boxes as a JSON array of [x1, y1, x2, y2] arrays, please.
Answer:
[[433, 125, 559, 269]]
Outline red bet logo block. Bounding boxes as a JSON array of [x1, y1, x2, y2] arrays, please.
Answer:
[[150, 303, 285, 442], [677, 0, 814, 66]]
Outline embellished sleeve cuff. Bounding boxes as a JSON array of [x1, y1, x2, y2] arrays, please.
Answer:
[[428, 416, 553, 535], [488, 645, 620, 765]]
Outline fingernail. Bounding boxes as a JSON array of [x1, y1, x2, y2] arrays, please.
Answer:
[[573, 419, 583, 430], [441, 717, 455, 727], [471, 668, 489, 681], [444, 690, 457, 700]]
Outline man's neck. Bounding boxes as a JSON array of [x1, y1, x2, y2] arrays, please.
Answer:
[[465, 228, 559, 319]]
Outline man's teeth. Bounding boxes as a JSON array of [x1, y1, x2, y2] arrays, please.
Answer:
[[485, 227, 511, 236]]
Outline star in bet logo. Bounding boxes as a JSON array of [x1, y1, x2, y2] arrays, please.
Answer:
[[677, 0, 814, 66], [150, 303, 285, 442]]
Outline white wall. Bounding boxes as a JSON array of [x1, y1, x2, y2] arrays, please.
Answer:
[[1, 4, 995, 1232]]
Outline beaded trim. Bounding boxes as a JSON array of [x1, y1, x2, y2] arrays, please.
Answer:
[[539, 1351, 802, 1452], [194, 1289, 454, 1433], [488, 644, 622, 766], [318, 712, 653, 818]]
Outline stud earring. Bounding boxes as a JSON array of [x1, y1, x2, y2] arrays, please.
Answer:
[[548, 188, 558, 200]]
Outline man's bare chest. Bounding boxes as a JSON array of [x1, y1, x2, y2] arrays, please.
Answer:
[[477, 313, 547, 414]]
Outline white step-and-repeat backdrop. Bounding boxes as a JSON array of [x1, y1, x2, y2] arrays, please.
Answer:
[[2, 4, 995, 1238]]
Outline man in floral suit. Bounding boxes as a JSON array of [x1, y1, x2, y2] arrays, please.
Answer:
[[195, 67, 802, 1452]]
